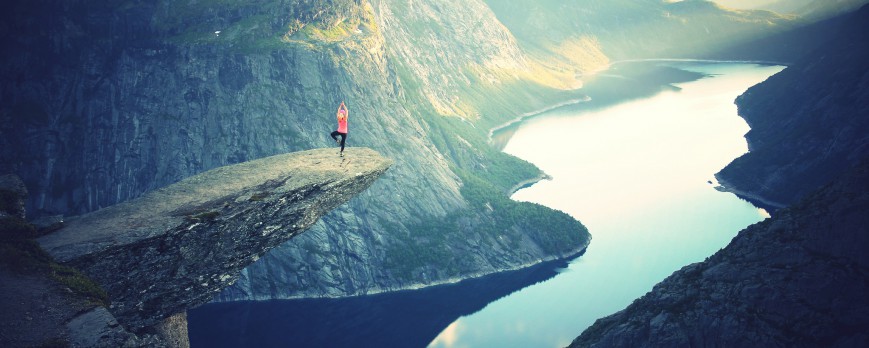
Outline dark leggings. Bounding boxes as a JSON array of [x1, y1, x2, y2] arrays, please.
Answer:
[[331, 131, 347, 152]]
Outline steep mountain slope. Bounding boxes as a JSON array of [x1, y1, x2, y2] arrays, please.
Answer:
[[0, 0, 588, 301], [219, 0, 594, 300], [716, 5, 869, 209], [0, 0, 800, 302]]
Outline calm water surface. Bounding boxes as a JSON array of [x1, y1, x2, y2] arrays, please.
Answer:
[[428, 62, 785, 347], [188, 62, 784, 348]]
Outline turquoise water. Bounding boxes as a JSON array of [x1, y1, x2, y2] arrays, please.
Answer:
[[188, 62, 786, 348], [428, 62, 785, 347]]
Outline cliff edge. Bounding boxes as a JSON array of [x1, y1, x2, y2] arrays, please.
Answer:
[[33, 148, 390, 337], [715, 5, 869, 210]]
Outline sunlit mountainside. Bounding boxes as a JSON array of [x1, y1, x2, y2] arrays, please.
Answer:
[[487, 0, 795, 63]]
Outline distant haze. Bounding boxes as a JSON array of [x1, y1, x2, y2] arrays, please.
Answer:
[[713, 0, 869, 17], [713, 0, 781, 9]]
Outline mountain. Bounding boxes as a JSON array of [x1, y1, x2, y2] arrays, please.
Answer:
[[716, 5, 869, 209], [0, 0, 589, 302], [485, 0, 795, 65], [793, 0, 869, 19], [0, 0, 795, 302], [717, 0, 869, 19], [572, 5, 869, 346]]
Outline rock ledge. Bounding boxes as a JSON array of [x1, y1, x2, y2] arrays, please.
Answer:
[[37, 147, 391, 331]]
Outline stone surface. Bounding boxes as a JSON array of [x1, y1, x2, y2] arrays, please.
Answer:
[[29, 215, 65, 235], [0, 174, 27, 219], [38, 148, 391, 330], [153, 313, 189, 348], [0, 269, 93, 348], [66, 307, 135, 348]]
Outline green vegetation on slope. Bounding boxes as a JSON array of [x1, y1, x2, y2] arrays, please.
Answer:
[[372, 0, 597, 278], [0, 223, 109, 307], [1, 192, 108, 306], [383, 169, 588, 279], [152, 0, 377, 52], [382, 73, 590, 280]]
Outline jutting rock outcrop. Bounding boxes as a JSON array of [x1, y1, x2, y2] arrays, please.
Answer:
[[37, 148, 391, 331]]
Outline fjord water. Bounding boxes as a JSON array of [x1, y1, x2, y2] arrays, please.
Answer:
[[428, 62, 785, 347], [187, 62, 784, 347]]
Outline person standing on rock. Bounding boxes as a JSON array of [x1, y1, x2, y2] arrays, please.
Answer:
[[331, 101, 349, 157]]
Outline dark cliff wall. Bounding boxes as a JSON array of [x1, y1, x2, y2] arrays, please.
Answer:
[[572, 6, 869, 347], [0, 0, 386, 216], [716, 5, 869, 209]]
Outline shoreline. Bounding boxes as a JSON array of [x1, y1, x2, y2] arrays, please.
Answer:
[[508, 172, 553, 196], [606, 58, 790, 67], [487, 58, 771, 146], [213, 239, 591, 302], [713, 174, 787, 213], [487, 96, 592, 144]]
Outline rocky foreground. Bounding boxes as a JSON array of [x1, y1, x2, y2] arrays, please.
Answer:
[[570, 161, 869, 347], [20, 148, 390, 346]]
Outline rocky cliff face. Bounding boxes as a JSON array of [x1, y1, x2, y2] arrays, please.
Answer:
[[570, 161, 869, 347], [716, 5, 869, 209], [1, 0, 593, 302], [37, 148, 390, 332], [1, 0, 792, 302]]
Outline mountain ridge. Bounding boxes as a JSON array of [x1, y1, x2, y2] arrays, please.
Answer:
[[716, 4, 869, 209]]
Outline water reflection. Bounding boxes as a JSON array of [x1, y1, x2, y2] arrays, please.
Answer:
[[491, 62, 707, 150], [188, 254, 579, 348], [427, 61, 784, 347]]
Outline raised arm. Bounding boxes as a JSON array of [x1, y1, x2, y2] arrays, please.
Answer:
[[338, 101, 348, 118]]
